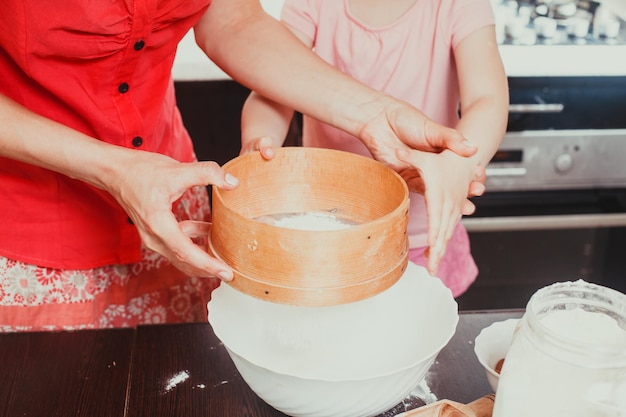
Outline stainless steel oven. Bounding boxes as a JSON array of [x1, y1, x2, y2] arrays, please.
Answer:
[[457, 1, 626, 309]]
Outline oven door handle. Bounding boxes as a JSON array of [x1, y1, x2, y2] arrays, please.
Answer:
[[508, 103, 565, 113], [462, 213, 626, 232]]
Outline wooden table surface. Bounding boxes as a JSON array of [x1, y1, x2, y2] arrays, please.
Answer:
[[0, 309, 523, 417]]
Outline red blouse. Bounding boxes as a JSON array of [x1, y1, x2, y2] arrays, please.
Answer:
[[0, 0, 211, 269]]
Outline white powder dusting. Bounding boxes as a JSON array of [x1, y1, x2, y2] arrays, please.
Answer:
[[379, 372, 438, 416], [255, 211, 356, 231], [412, 374, 438, 405], [163, 370, 190, 393], [541, 308, 626, 345], [493, 308, 626, 417]]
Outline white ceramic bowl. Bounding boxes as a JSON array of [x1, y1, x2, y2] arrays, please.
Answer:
[[208, 262, 459, 417], [473, 318, 520, 393]]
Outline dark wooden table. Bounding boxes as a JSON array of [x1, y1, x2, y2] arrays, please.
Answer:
[[0, 310, 523, 417]]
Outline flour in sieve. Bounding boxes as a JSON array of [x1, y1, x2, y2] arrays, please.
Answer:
[[255, 211, 357, 231]]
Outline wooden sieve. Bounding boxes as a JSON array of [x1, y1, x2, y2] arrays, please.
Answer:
[[209, 147, 409, 306]]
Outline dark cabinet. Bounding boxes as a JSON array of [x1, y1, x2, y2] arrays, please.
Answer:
[[175, 80, 250, 166], [175, 80, 301, 166]]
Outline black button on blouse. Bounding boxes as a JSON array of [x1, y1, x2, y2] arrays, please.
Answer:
[[132, 136, 143, 147], [118, 82, 129, 93], [134, 40, 145, 51]]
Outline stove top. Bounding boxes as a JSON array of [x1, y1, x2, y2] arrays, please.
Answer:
[[492, 0, 626, 46]]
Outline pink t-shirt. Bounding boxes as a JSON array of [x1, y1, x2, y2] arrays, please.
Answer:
[[282, 0, 494, 249]]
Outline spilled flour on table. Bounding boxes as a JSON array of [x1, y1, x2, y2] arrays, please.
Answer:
[[163, 370, 190, 393], [412, 372, 438, 404], [379, 370, 438, 416]]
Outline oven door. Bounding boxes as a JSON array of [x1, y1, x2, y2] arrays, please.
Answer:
[[457, 188, 626, 310], [486, 76, 626, 193]]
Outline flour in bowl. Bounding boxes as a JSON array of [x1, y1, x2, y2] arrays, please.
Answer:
[[255, 211, 357, 231]]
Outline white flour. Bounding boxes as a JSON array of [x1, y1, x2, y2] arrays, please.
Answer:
[[493, 308, 626, 417], [163, 370, 190, 393], [255, 211, 356, 231], [541, 308, 626, 345]]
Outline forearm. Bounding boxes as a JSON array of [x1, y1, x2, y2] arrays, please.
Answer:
[[453, 25, 509, 170], [194, 0, 391, 140], [455, 94, 508, 168], [241, 91, 295, 149], [1, 94, 239, 279], [0, 93, 128, 191]]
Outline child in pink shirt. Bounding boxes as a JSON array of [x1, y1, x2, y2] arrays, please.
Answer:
[[241, 0, 508, 296]]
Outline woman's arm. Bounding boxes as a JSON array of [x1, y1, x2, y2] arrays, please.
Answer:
[[0, 93, 238, 280], [0, 93, 123, 188], [195, 0, 478, 170]]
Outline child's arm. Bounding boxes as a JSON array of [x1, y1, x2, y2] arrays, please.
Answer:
[[240, 24, 314, 159], [398, 25, 509, 275], [240, 91, 294, 159], [454, 25, 509, 173]]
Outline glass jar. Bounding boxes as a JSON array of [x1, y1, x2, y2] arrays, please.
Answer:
[[493, 280, 626, 417]]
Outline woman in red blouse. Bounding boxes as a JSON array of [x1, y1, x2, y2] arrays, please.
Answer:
[[0, 0, 478, 331]]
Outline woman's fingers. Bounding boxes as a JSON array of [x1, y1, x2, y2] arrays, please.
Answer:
[[190, 160, 239, 191], [421, 119, 478, 157], [113, 156, 240, 281], [165, 220, 234, 280], [179, 220, 211, 239]]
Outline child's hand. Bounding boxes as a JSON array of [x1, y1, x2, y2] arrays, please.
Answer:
[[396, 148, 482, 276], [239, 136, 276, 160]]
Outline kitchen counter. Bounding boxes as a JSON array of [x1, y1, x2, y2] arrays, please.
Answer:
[[173, 0, 626, 81], [0, 309, 523, 417], [173, 30, 626, 81]]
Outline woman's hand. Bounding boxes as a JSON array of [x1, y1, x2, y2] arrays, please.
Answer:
[[105, 150, 239, 280], [0, 93, 239, 280], [396, 149, 483, 275], [357, 98, 479, 173]]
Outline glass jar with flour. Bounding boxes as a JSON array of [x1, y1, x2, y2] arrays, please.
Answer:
[[493, 280, 626, 417]]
